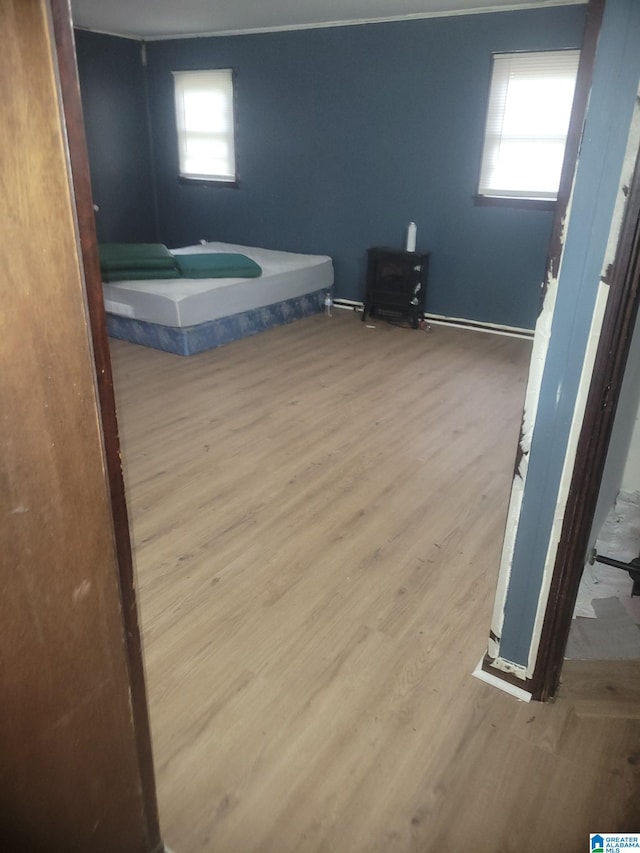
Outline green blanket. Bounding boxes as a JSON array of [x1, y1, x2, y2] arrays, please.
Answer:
[[99, 243, 180, 273], [99, 244, 263, 282], [175, 253, 262, 279]]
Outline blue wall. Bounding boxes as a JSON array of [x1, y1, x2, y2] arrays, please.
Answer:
[[75, 5, 586, 328], [75, 30, 157, 243], [498, 0, 640, 666], [144, 7, 586, 327]]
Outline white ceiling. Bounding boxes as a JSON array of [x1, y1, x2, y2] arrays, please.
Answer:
[[70, 0, 585, 40]]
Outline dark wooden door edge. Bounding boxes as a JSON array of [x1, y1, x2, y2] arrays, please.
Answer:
[[532, 143, 640, 702], [48, 1, 162, 846]]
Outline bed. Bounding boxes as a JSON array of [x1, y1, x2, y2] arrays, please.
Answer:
[[102, 241, 334, 356]]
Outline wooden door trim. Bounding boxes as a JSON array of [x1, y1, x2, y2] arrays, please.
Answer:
[[482, 0, 605, 693], [532, 139, 640, 701], [49, 0, 162, 845]]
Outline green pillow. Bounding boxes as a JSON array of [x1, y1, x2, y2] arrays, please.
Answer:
[[99, 243, 179, 272], [175, 253, 262, 279]]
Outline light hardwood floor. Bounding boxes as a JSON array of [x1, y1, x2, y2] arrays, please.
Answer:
[[110, 311, 640, 852]]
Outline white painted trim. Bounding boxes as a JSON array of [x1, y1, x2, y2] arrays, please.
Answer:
[[530, 92, 640, 665], [333, 301, 534, 338], [488, 98, 640, 676], [332, 298, 364, 311], [524, 87, 640, 677], [424, 312, 534, 339], [487, 267, 562, 647], [525, 281, 609, 676], [487, 159, 578, 659], [472, 657, 532, 702], [334, 299, 535, 335], [140, 2, 587, 41], [488, 470, 526, 653], [73, 25, 141, 41], [602, 89, 640, 268]]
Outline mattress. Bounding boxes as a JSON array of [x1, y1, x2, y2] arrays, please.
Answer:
[[102, 241, 334, 328]]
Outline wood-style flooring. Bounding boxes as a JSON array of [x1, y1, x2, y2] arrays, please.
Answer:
[[110, 311, 640, 852]]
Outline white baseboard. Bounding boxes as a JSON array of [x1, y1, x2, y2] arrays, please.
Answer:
[[472, 657, 532, 702], [424, 313, 534, 339], [332, 298, 363, 311], [331, 300, 534, 339]]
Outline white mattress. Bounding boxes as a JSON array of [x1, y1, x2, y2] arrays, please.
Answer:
[[102, 241, 334, 328]]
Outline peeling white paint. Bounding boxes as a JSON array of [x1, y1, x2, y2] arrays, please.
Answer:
[[488, 266, 560, 653], [521, 275, 558, 454], [517, 168, 577, 459], [472, 657, 531, 701], [488, 655, 528, 680], [526, 281, 609, 676], [488, 465, 525, 652]]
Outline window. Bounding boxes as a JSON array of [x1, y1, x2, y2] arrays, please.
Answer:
[[173, 69, 237, 184], [478, 50, 580, 203]]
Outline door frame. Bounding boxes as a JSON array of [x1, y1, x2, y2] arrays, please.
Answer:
[[532, 131, 640, 701], [481, 0, 606, 696], [50, 0, 161, 841]]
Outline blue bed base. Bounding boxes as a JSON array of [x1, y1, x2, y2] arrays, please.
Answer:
[[106, 288, 326, 356]]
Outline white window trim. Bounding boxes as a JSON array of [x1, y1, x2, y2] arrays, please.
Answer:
[[173, 68, 237, 184], [478, 50, 580, 203]]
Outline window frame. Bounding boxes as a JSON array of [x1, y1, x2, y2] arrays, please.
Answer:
[[475, 49, 581, 209], [172, 67, 239, 188]]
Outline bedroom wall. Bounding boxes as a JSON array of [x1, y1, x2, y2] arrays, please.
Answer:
[[75, 30, 157, 243], [141, 6, 587, 329]]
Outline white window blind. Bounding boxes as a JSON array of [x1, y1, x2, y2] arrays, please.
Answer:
[[478, 50, 580, 201], [173, 69, 236, 183]]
